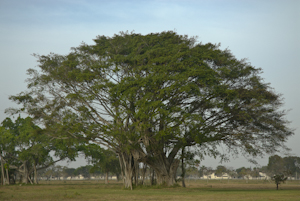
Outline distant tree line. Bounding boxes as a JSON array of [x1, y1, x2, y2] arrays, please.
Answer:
[[267, 155, 300, 179], [38, 164, 119, 181], [181, 155, 300, 180]]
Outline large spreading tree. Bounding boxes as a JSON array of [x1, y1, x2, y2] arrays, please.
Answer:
[[8, 31, 293, 187]]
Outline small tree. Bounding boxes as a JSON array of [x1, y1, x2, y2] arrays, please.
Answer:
[[272, 174, 287, 190], [74, 165, 92, 179], [215, 165, 227, 178], [62, 167, 76, 179], [226, 167, 237, 181]]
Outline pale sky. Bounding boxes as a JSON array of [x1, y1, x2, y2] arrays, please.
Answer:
[[0, 0, 299, 169]]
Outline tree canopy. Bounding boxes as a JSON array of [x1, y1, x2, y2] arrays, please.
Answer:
[[267, 155, 300, 177], [8, 31, 293, 187], [0, 117, 78, 184], [82, 144, 121, 184]]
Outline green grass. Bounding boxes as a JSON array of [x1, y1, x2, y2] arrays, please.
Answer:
[[0, 180, 299, 201]]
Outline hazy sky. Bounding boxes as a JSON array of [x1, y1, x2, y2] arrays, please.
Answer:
[[0, 0, 299, 169]]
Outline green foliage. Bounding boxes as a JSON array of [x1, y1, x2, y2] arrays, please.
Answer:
[[272, 174, 287, 190], [0, 117, 80, 184], [82, 144, 121, 176], [74, 165, 93, 178], [1, 117, 46, 167], [0, 125, 15, 161], [62, 167, 76, 178], [267, 155, 300, 177], [215, 165, 227, 177], [7, 31, 294, 186], [236, 167, 251, 178]]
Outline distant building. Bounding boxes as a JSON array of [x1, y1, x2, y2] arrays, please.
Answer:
[[202, 172, 231, 180], [258, 172, 270, 180], [201, 172, 271, 180]]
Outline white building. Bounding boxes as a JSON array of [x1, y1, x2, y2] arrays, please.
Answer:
[[258, 172, 270, 180], [202, 172, 231, 180]]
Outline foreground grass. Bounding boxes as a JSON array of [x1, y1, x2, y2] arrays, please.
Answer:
[[0, 180, 299, 201]]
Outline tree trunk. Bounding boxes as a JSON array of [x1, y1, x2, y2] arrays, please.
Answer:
[[141, 163, 147, 185], [118, 153, 125, 183], [5, 168, 9, 185], [150, 157, 180, 186], [22, 171, 28, 184], [119, 152, 134, 190], [20, 161, 29, 184], [33, 162, 38, 184], [0, 156, 9, 185], [10, 174, 15, 184], [133, 159, 139, 185], [105, 171, 109, 184], [134, 137, 181, 187], [28, 175, 33, 184], [116, 173, 120, 182], [1, 157, 5, 185], [181, 148, 186, 187], [150, 168, 155, 185], [22, 169, 28, 184]]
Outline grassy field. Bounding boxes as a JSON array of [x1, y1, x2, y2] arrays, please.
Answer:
[[0, 179, 299, 201]]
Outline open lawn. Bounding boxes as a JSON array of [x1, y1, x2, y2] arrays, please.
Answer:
[[0, 180, 299, 201]]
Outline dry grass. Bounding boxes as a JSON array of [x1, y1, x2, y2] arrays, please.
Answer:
[[0, 180, 299, 201]]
